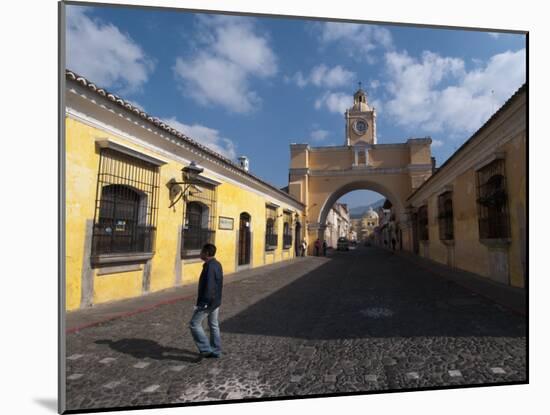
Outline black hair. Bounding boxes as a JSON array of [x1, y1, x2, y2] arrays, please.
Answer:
[[201, 243, 217, 257]]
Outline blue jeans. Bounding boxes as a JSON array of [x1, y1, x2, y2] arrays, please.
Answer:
[[189, 307, 221, 356]]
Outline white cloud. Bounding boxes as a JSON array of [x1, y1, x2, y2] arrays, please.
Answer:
[[370, 99, 383, 114], [370, 79, 381, 89], [162, 117, 237, 160], [318, 22, 393, 62], [383, 49, 526, 135], [173, 16, 277, 114], [310, 129, 330, 141], [66, 6, 154, 94], [289, 64, 355, 89], [488, 32, 500, 39], [286, 72, 308, 88], [314, 92, 351, 114], [432, 139, 444, 148]]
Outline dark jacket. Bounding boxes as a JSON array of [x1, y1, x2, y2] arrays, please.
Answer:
[[196, 258, 223, 310]]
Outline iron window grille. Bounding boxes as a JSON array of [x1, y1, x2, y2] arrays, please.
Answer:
[[283, 215, 292, 249], [265, 205, 278, 250], [476, 158, 510, 239], [92, 148, 160, 258], [182, 183, 217, 258], [438, 191, 454, 240], [418, 205, 429, 241]]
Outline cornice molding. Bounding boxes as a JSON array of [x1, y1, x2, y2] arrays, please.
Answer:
[[66, 103, 304, 211], [309, 167, 413, 177], [95, 139, 168, 166], [289, 168, 310, 176], [309, 145, 350, 152]]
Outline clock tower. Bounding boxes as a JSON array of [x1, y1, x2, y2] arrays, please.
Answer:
[[345, 85, 377, 146]]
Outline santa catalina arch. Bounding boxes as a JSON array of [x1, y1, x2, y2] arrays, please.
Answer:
[[288, 86, 434, 252]]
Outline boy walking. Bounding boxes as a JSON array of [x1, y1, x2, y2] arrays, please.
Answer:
[[189, 243, 223, 358]]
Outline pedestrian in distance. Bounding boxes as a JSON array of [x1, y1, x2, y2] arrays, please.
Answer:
[[391, 237, 397, 251], [300, 238, 307, 257], [314, 238, 321, 256], [189, 243, 223, 358], [322, 240, 327, 256]]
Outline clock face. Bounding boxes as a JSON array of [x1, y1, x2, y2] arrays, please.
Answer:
[[353, 119, 367, 135]]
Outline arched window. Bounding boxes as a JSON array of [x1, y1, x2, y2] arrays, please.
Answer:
[[94, 184, 149, 254], [477, 159, 510, 239], [265, 205, 278, 250], [283, 211, 293, 248], [91, 147, 159, 258], [182, 201, 215, 256], [438, 191, 454, 240]]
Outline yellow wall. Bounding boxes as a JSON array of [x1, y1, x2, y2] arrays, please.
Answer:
[[452, 169, 490, 277], [502, 134, 527, 287], [309, 150, 352, 170], [409, 143, 432, 164], [94, 270, 143, 304], [369, 147, 410, 169], [65, 117, 100, 310], [409, 131, 526, 288], [66, 116, 301, 310], [290, 146, 309, 169], [426, 195, 447, 264]]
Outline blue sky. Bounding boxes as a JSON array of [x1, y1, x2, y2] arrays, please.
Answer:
[[65, 4, 526, 209]]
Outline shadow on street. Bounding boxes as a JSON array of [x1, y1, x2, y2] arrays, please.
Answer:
[[95, 339, 202, 363], [222, 247, 526, 340]]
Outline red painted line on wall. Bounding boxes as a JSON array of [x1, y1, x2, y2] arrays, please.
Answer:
[[66, 294, 195, 334]]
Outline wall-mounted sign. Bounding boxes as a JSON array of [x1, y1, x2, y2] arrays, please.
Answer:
[[218, 216, 234, 230]]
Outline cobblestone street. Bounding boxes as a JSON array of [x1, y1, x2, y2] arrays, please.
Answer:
[[65, 246, 526, 411]]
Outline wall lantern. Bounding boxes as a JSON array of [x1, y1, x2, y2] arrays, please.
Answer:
[[168, 161, 205, 208]]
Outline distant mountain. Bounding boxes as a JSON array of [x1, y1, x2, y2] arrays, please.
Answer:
[[349, 198, 385, 219]]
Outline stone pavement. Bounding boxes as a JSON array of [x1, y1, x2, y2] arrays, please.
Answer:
[[66, 257, 306, 332], [64, 246, 526, 412], [395, 249, 527, 315]]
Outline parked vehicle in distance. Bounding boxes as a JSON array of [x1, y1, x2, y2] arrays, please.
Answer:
[[337, 237, 349, 251]]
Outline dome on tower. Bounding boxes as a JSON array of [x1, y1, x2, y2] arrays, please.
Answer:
[[364, 206, 379, 219], [351, 86, 370, 112]]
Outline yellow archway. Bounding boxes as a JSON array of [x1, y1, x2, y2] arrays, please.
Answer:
[[288, 87, 433, 254]]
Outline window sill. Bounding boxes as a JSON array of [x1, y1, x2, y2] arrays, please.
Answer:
[[265, 247, 277, 252], [181, 249, 203, 261], [92, 252, 153, 266], [480, 238, 511, 248], [182, 256, 203, 264]]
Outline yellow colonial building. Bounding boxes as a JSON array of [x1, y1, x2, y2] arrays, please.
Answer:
[[64, 70, 305, 311], [407, 84, 526, 288]]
